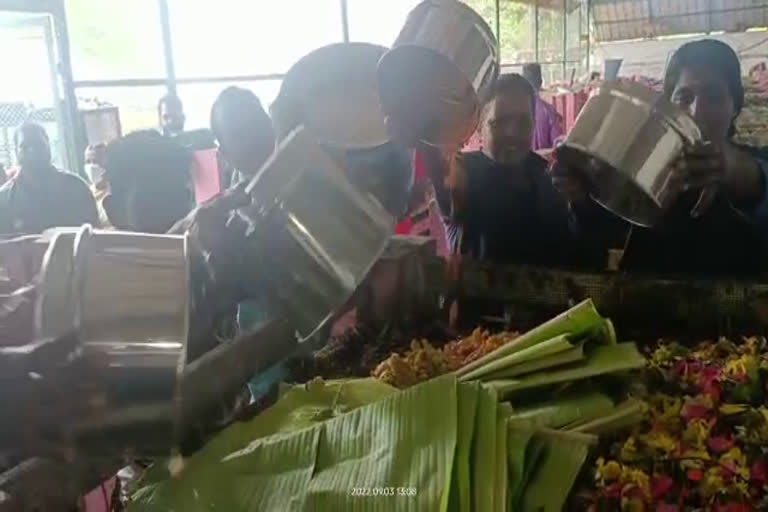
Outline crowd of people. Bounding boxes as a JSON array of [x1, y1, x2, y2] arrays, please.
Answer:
[[0, 35, 768, 511], [1, 39, 768, 282]]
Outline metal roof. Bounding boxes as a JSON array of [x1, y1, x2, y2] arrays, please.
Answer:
[[592, 0, 768, 42]]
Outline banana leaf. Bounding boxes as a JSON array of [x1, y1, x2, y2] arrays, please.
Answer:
[[135, 378, 397, 488], [485, 343, 645, 397], [456, 299, 605, 378], [459, 334, 573, 382], [481, 345, 585, 381], [519, 429, 595, 512], [496, 403, 513, 511], [506, 390, 614, 430], [515, 432, 547, 508], [471, 385, 498, 512], [448, 382, 480, 512], [506, 426, 534, 509], [131, 377, 456, 512], [569, 397, 645, 434]]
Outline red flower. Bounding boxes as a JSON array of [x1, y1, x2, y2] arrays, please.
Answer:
[[697, 365, 723, 401], [681, 402, 712, 421], [751, 459, 768, 484], [651, 475, 674, 499], [709, 435, 735, 453], [687, 468, 704, 481], [657, 503, 679, 512], [603, 482, 623, 498]]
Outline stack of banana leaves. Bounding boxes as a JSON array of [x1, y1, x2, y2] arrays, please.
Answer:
[[128, 300, 647, 511]]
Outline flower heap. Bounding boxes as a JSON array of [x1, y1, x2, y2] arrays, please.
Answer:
[[584, 337, 768, 511]]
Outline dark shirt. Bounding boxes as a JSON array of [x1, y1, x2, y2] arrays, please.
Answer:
[[571, 188, 766, 276], [442, 151, 584, 267], [0, 167, 99, 234]]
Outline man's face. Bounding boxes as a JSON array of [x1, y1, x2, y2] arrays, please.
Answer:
[[480, 90, 534, 165], [218, 107, 275, 177], [160, 102, 185, 136], [16, 128, 51, 172], [671, 66, 735, 143]]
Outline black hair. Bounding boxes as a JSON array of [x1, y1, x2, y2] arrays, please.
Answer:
[[158, 93, 184, 116], [522, 63, 543, 90], [14, 121, 49, 148], [104, 130, 193, 232], [480, 73, 537, 115], [210, 86, 268, 143], [663, 39, 743, 137]]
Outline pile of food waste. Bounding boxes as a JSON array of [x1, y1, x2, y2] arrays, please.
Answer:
[[286, 314, 453, 382], [372, 328, 519, 388]]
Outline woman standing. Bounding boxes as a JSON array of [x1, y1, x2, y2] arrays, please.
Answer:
[[555, 39, 768, 275]]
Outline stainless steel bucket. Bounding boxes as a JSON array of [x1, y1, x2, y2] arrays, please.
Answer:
[[271, 42, 413, 221], [377, 0, 498, 151], [241, 126, 395, 342], [34, 230, 76, 341], [556, 80, 701, 227], [272, 42, 389, 149], [68, 226, 189, 456]]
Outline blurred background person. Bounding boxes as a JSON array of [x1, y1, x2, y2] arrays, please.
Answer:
[[0, 122, 98, 233], [158, 93, 186, 138], [210, 86, 275, 188], [522, 63, 563, 151], [84, 142, 111, 228], [102, 130, 194, 234]]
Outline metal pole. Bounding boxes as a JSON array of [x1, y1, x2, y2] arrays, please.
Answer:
[[586, 0, 591, 74], [49, 0, 84, 175], [340, 0, 349, 43], [563, 0, 568, 80], [534, 0, 540, 62], [157, 0, 177, 95], [495, 0, 501, 58]]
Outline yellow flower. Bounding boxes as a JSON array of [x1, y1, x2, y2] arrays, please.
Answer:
[[682, 418, 712, 448], [744, 336, 762, 355], [596, 458, 622, 481], [724, 354, 755, 379], [720, 447, 750, 481], [621, 466, 651, 499], [651, 344, 673, 365], [680, 447, 710, 470], [702, 466, 724, 498], [731, 479, 749, 497], [641, 430, 678, 455], [758, 406, 768, 425], [720, 403, 750, 415], [620, 436, 640, 462]]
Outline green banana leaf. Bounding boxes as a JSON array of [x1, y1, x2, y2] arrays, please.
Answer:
[[459, 334, 574, 382], [131, 376, 456, 512], [471, 385, 498, 512], [569, 397, 645, 434], [507, 390, 614, 430], [486, 343, 645, 397], [519, 429, 595, 512], [456, 299, 604, 378], [135, 378, 397, 488], [506, 426, 534, 509], [134, 378, 396, 489], [448, 382, 480, 512], [516, 432, 547, 508], [495, 403, 512, 511], [481, 345, 585, 381]]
